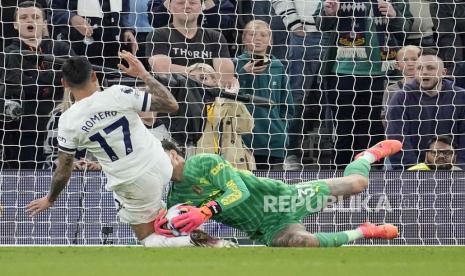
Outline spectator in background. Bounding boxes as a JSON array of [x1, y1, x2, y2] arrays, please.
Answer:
[[187, 63, 221, 87], [127, 0, 154, 70], [237, 0, 288, 61], [381, 45, 421, 127], [146, 0, 235, 88], [315, 0, 412, 168], [43, 90, 101, 170], [408, 135, 462, 171], [148, 0, 237, 56], [272, 0, 322, 170], [49, 0, 137, 69], [405, 0, 434, 47], [431, 0, 465, 89], [186, 63, 256, 170], [187, 62, 239, 92], [0, 0, 50, 52], [236, 20, 294, 170], [386, 50, 465, 170], [0, 1, 75, 169]]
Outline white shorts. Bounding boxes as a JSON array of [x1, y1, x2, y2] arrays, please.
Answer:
[[111, 164, 172, 225]]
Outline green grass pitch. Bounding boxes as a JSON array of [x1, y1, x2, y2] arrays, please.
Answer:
[[1, 247, 463, 276]]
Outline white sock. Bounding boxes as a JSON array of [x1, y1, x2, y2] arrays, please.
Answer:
[[343, 229, 364, 242], [359, 152, 377, 164], [141, 233, 193, 248]]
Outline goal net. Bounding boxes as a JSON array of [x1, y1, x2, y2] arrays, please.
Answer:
[[1, 0, 464, 246]]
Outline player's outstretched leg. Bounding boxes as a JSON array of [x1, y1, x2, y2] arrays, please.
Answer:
[[354, 139, 403, 163], [271, 223, 398, 247], [326, 140, 403, 198]]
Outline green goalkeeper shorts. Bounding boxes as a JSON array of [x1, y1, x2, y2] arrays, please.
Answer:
[[257, 180, 331, 246]]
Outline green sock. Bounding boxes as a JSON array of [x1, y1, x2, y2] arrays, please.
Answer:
[[314, 230, 364, 247], [343, 158, 371, 177]]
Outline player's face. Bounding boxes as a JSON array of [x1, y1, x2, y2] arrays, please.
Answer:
[[396, 48, 419, 78], [426, 141, 455, 170], [416, 55, 446, 91], [169, 0, 202, 23], [166, 150, 185, 181], [243, 28, 271, 55], [14, 7, 45, 40]]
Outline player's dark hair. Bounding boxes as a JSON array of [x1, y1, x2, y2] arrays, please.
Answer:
[[161, 139, 183, 156], [61, 56, 93, 88], [427, 135, 457, 149], [14, 1, 45, 20]]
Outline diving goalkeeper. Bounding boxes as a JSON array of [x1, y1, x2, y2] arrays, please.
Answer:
[[155, 140, 402, 247]]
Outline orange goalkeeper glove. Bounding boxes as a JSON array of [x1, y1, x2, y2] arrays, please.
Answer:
[[171, 201, 221, 234]]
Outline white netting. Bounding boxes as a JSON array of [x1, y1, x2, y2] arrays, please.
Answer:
[[1, 0, 465, 245]]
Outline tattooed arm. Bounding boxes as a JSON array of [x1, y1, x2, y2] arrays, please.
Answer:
[[26, 151, 75, 216], [118, 50, 179, 113], [141, 72, 178, 113]]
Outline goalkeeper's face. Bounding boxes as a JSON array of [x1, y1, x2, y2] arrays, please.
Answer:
[[166, 149, 186, 182], [14, 7, 45, 40]]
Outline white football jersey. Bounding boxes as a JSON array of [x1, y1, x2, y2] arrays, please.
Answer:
[[57, 85, 173, 189]]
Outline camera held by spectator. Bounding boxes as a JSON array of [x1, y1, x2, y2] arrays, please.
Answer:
[[0, 99, 23, 122]]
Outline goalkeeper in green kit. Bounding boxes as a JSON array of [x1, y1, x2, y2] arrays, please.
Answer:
[[155, 140, 402, 247]]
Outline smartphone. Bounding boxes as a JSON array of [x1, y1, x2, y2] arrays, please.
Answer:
[[252, 54, 271, 66]]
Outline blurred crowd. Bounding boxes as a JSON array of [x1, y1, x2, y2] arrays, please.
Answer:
[[0, 0, 464, 171]]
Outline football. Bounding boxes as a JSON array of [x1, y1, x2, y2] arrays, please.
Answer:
[[164, 203, 189, 236]]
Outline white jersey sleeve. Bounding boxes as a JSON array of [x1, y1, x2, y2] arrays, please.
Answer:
[[57, 113, 79, 154], [112, 85, 152, 113]]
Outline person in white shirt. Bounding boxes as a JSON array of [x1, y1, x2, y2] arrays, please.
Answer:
[[27, 51, 235, 248]]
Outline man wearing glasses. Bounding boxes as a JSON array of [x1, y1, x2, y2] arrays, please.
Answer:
[[408, 135, 462, 171]]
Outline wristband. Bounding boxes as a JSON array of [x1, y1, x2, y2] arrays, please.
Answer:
[[205, 200, 222, 215]]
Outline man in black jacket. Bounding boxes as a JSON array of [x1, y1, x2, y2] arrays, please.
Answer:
[[0, 1, 74, 169]]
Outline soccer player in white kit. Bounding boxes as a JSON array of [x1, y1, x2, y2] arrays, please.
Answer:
[[27, 51, 235, 247]]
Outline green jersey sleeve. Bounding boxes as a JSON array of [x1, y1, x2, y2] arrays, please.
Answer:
[[204, 155, 250, 211]]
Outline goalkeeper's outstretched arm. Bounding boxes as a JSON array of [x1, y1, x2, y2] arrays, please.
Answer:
[[26, 151, 74, 216]]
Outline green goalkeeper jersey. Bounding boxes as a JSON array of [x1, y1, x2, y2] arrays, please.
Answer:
[[167, 153, 330, 243]]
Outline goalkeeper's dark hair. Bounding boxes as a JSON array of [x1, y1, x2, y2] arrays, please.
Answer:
[[161, 139, 183, 156], [14, 1, 45, 20], [61, 56, 93, 88]]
